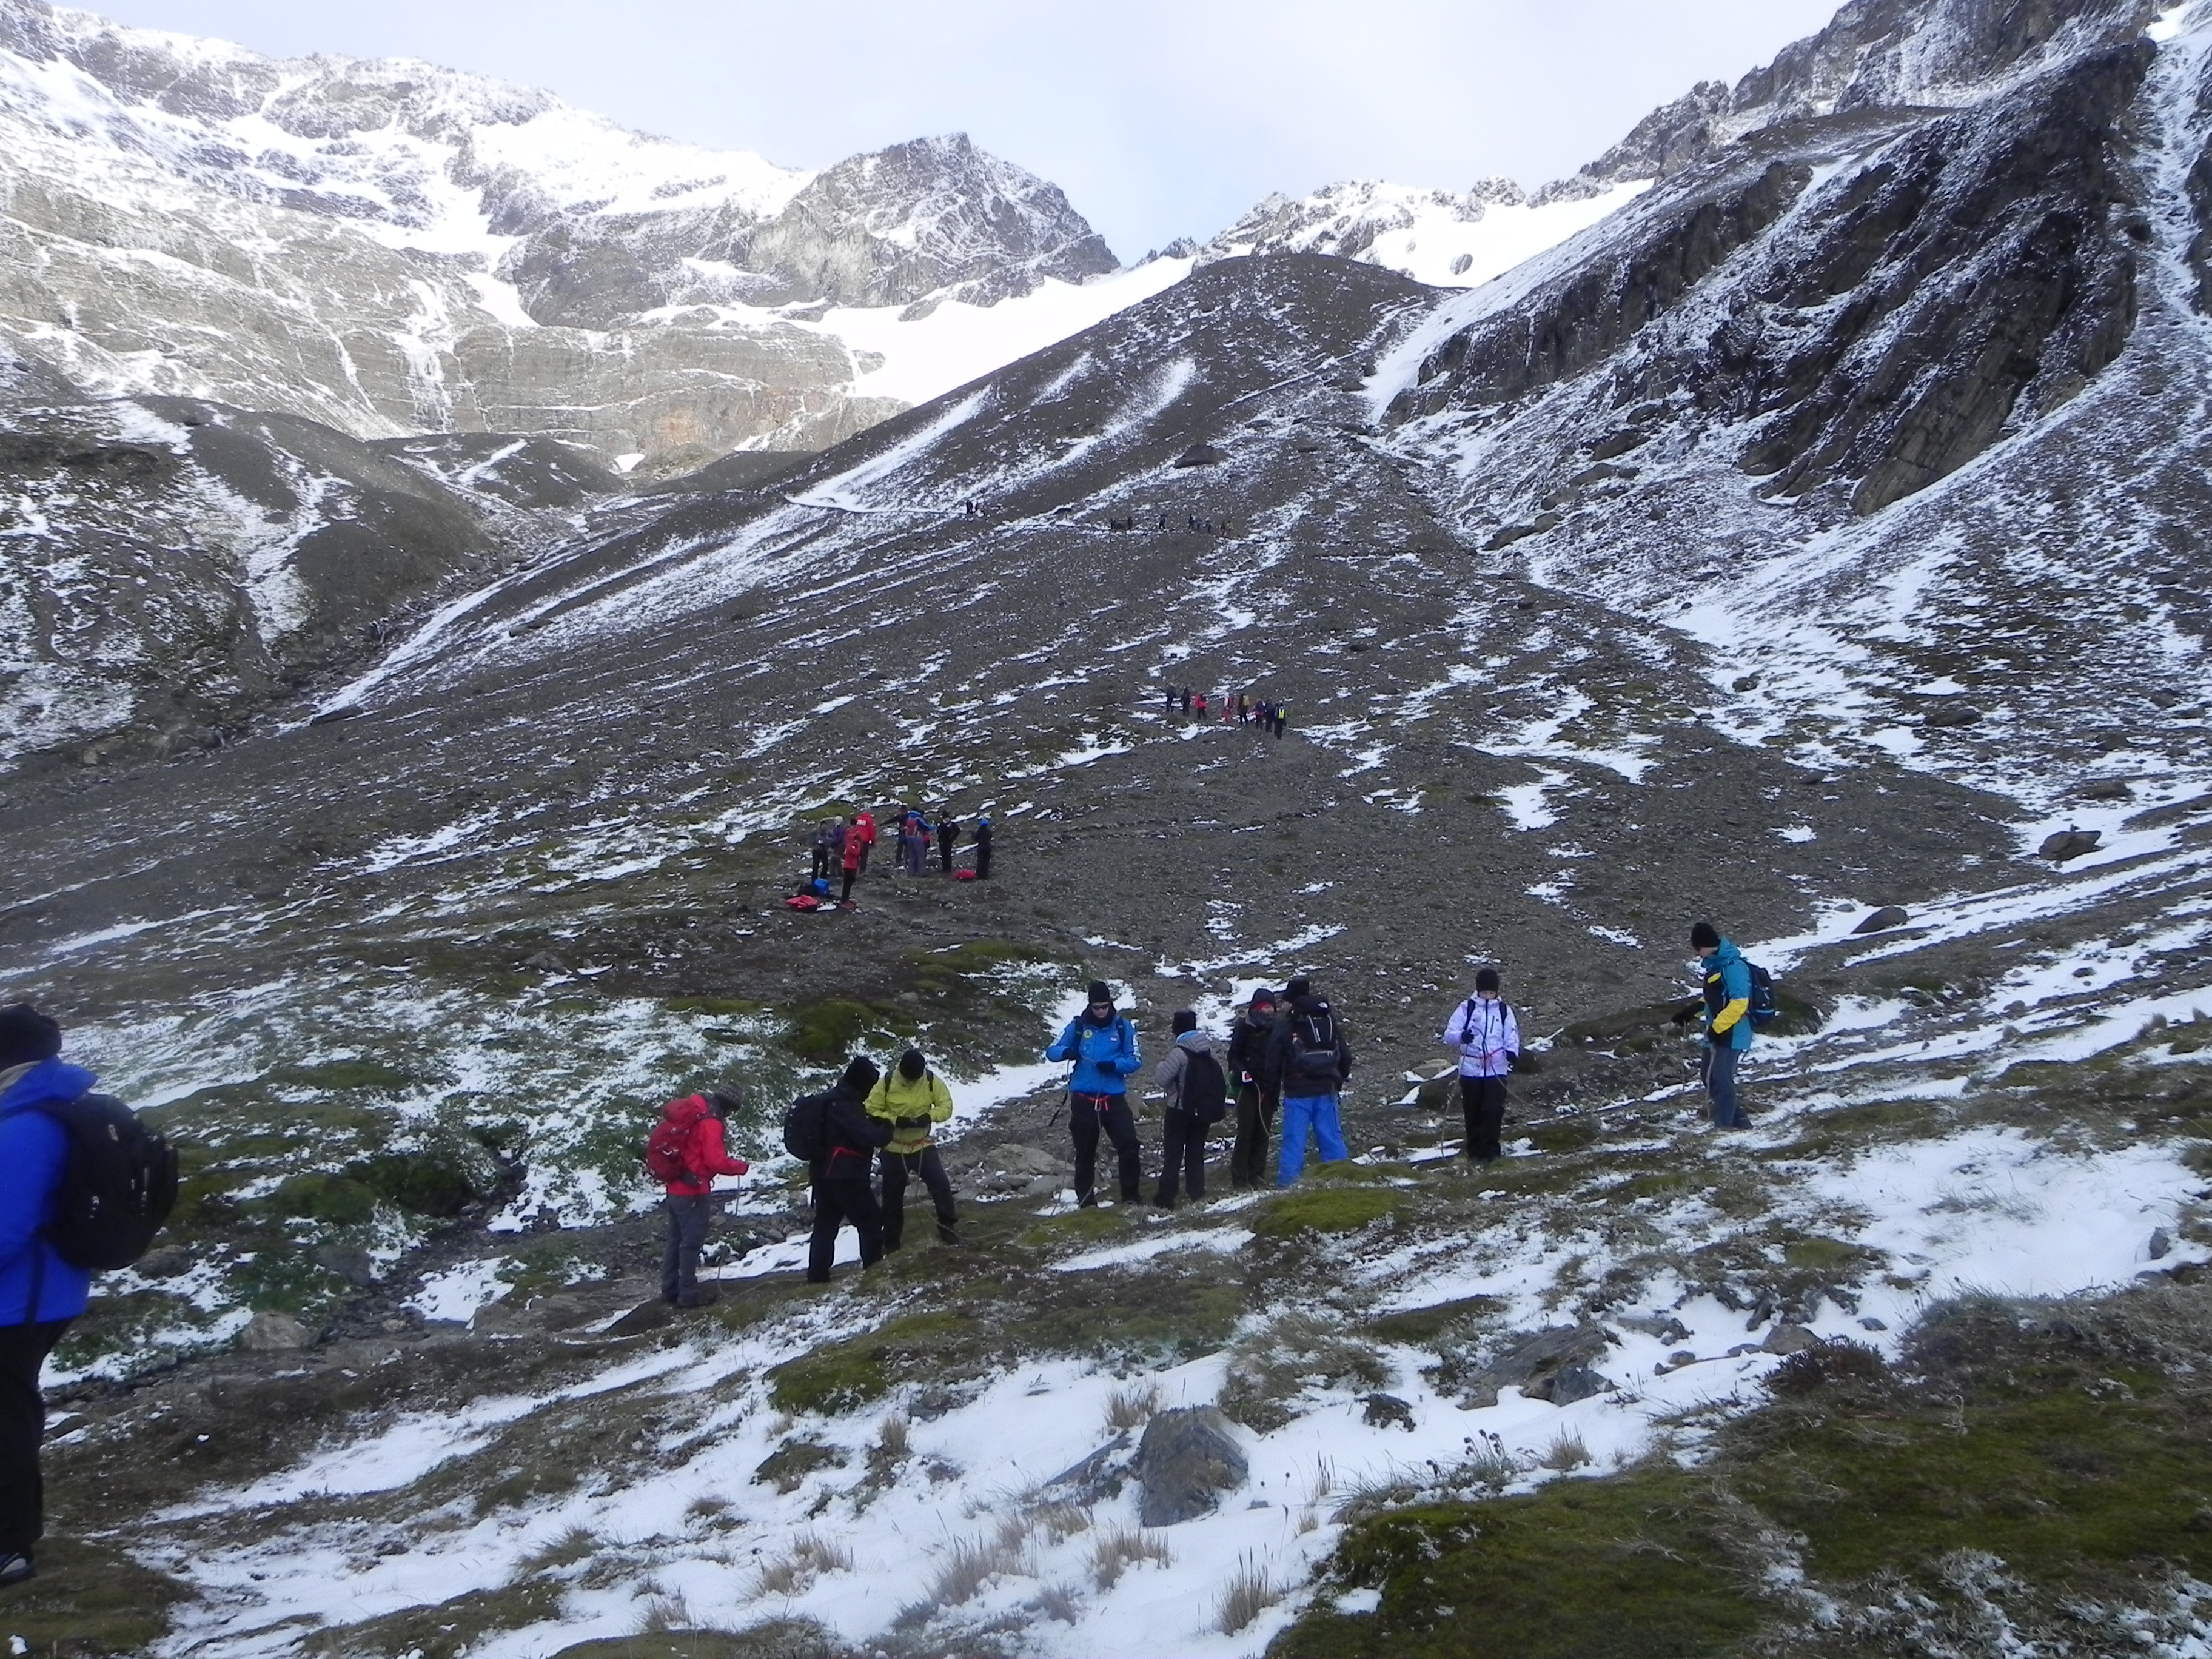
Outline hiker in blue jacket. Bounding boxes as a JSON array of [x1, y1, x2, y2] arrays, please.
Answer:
[[0, 1005, 94, 1589], [1047, 981, 1142, 1205], [1681, 922, 1754, 1128]]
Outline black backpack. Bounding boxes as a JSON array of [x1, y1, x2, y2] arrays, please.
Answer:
[[1180, 1050, 1228, 1125], [36, 1093, 179, 1272], [1285, 1002, 1342, 1082], [781, 1089, 836, 1162], [1704, 961, 1781, 1027]]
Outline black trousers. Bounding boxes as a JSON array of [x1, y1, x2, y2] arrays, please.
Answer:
[[937, 831, 956, 873], [810, 846, 831, 883], [0, 1319, 69, 1557], [1230, 1082, 1279, 1188], [1155, 1107, 1208, 1205], [975, 840, 993, 879], [661, 1193, 713, 1304], [1070, 1093, 1141, 1203], [1460, 1074, 1508, 1162], [808, 1178, 885, 1282], [880, 1147, 957, 1248], [840, 866, 859, 902]]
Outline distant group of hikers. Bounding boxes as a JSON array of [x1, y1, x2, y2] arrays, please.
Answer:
[[1161, 683, 1290, 736], [648, 922, 1772, 1305], [793, 806, 994, 910]]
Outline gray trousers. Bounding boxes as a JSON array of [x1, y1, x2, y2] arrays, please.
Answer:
[[661, 1193, 713, 1304]]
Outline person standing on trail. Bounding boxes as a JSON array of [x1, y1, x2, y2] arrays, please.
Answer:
[[973, 816, 994, 880], [1225, 988, 1283, 1188], [809, 820, 839, 886], [853, 809, 877, 874], [1677, 922, 1754, 1128], [1194, 692, 1208, 722], [0, 1007, 101, 1587], [650, 1091, 750, 1307], [1047, 982, 1142, 1206], [1441, 969, 1521, 1164], [806, 1057, 891, 1282], [1272, 701, 1289, 739], [839, 817, 865, 905], [936, 810, 960, 875], [1179, 686, 1192, 715], [1269, 976, 1352, 1184], [866, 1049, 959, 1248], [1151, 1010, 1226, 1208]]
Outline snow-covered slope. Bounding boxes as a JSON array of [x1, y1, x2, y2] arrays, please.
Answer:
[[1201, 176, 1653, 290], [0, 0, 1123, 471]]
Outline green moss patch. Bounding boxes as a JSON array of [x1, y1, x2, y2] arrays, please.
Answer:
[[1252, 1186, 1407, 1239], [1275, 1473, 1761, 1658], [1361, 1296, 1504, 1346], [0, 1533, 193, 1656], [552, 1626, 837, 1659]]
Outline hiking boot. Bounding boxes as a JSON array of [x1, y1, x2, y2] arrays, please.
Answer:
[[936, 1225, 962, 1246], [677, 1288, 721, 1309], [0, 1554, 34, 1589]]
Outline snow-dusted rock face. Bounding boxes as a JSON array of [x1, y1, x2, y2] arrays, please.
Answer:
[[0, 0, 1118, 471]]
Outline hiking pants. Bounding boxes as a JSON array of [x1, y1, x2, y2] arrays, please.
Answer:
[[1278, 1093, 1347, 1185], [1703, 1044, 1747, 1128], [810, 846, 830, 883], [1155, 1107, 1207, 1207], [937, 831, 956, 873], [0, 1319, 68, 1557], [1230, 1081, 1279, 1188], [880, 1147, 957, 1248], [975, 840, 993, 879], [660, 1193, 714, 1304], [1070, 1093, 1141, 1204], [840, 867, 859, 903], [808, 1178, 885, 1281], [1460, 1075, 1508, 1162]]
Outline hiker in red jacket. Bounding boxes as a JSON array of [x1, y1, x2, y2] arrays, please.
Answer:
[[840, 819, 865, 905], [853, 810, 878, 874], [655, 1092, 749, 1308]]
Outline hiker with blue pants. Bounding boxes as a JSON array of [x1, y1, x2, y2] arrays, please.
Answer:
[[1679, 921, 1754, 1127], [1268, 976, 1352, 1184]]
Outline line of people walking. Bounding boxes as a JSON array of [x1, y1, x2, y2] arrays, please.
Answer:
[[1158, 684, 1290, 737]]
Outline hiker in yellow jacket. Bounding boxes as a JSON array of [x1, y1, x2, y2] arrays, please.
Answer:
[[865, 1048, 959, 1248]]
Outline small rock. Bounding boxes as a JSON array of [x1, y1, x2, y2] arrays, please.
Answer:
[[1760, 1323, 1819, 1356], [605, 1301, 677, 1337], [2079, 779, 2132, 802], [313, 1245, 378, 1289], [1459, 1324, 1617, 1407], [135, 1245, 193, 1281], [2150, 1228, 2173, 1261], [1172, 443, 1227, 469], [1922, 703, 1983, 729], [1851, 905, 1911, 935], [241, 1311, 312, 1352], [1133, 1406, 1248, 1526], [1857, 1316, 1888, 1332], [1361, 1392, 1416, 1432], [2039, 828, 2102, 862], [522, 951, 571, 974], [1543, 1364, 1616, 1405]]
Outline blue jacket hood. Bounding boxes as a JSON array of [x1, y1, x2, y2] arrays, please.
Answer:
[[0, 1059, 98, 1115]]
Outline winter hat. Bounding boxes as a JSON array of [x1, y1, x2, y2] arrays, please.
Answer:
[[898, 1048, 927, 1081], [1690, 921, 1721, 949], [1087, 981, 1114, 1007], [1475, 967, 1501, 993], [840, 1056, 882, 1094], [0, 1004, 61, 1070], [706, 1089, 741, 1118], [1171, 1010, 1198, 1037], [1283, 976, 1312, 1001]]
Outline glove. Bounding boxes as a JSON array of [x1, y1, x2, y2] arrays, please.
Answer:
[[1704, 1024, 1722, 1043], [1506, 1052, 1520, 1074], [1670, 1007, 1695, 1030], [731, 1159, 750, 1176], [894, 1115, 930, 1130]]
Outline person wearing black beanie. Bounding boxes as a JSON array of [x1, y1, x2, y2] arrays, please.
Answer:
[[0, 1005, 101, 1586], [863, 1049, 960, 1250], [1046, 980, 1143, 1205], [805, 1056, 893, 1283], [1675, 922, 1754, 1128], [1442, 970, 1521, 1164]]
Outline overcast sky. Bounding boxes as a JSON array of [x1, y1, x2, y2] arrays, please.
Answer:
[[87, 0, 1842, 257]]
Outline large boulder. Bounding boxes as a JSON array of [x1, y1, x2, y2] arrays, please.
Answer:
[[1133, 1407, 1248, 1526], [1458, 1325, 1618, 1407], [2040, 828, 2102, 862], [1851, 905, 1911, 934]]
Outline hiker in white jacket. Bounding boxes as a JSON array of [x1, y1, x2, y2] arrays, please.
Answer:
[[1441, 968, 1520, 1164]]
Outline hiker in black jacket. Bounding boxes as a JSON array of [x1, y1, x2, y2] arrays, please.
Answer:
[[808, 1057, 891, 1284], [1225, 989, 1282, 1188]]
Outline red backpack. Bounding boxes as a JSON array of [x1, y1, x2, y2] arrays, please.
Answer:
[[644, 1101, 699, 1183]]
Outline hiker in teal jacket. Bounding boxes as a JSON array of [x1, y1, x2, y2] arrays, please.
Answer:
[[1687, 922, 1752, 1127]]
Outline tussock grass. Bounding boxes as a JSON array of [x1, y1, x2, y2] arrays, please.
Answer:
[[932, 1532, 1028, 1605], [1220, 1312, 1393, 1432], [1091, 1524, 1172, 1590], [1037, 1581, 1084, 1623], [1216, 1554, 1282, 1633], [752, 1532, 853, 1595], [1032, 1500, 1091, 1543], [876, 1411, 910, 1458], [1104, 1379, 1161, 1432]]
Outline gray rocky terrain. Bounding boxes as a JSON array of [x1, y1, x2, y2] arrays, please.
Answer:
[[6, 0, 2212, 1654]]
